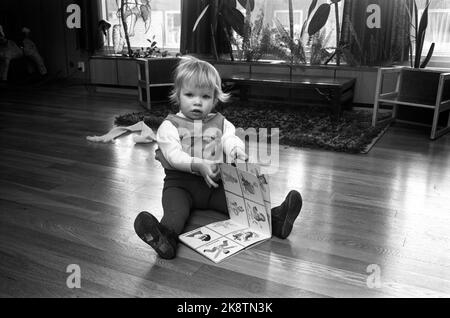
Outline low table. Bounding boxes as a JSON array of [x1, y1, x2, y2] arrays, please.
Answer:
[[223, 72, 356, 115]]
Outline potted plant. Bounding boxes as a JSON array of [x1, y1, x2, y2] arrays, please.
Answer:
[[373, 0, 450, 137], [307, 0, 343, 65], [400, 0, 447, 105], [392, 0, 450, 127], [398, 0, 439, 104], [192, 0, 255, 61], [110, 0, 152, 57]]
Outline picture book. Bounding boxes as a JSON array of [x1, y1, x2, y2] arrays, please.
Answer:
[[178, 162, 272, 263]]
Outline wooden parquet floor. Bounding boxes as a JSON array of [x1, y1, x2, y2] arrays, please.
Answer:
[[0, 84, 449, 297]]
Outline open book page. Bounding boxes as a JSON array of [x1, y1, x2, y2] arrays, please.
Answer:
[[178, 163, 272, 263], [179, 220, 247, 263], [239, 162, 271, 233]]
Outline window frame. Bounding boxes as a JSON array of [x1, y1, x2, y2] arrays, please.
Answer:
[[97, 0, 181, 54]]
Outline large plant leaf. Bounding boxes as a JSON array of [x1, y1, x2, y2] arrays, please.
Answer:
[[238, 0, 254, 11], [223, 0, 237, 9], [308, 3, 331, 36], [415, 0, 430, 68], [288, 0, 294, 39], [222, 6, 245, 36], [413, 0, 418, 63], [211, 0, 219, 31], [300, 0, 318, 37], [308, 0, 318, 18], [193, 4, 210, 32], [420, 42, 434, 68], [403, 1, 412, 25]]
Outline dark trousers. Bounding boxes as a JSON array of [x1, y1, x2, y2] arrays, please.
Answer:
[[161, 170, 228, 234]]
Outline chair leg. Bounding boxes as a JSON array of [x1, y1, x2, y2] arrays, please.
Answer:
[[392, 104, 398, 120], [372, 68, 384, 127], [430, 108, 440, 140]]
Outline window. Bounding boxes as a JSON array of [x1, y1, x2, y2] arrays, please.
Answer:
[[165, 11, 181, 48], [416, 0, 450, 58], [100, 0, 181, 52], [273, 10, 303, 38], [230, 0, 342, 61], [419, 9, 450, 57]]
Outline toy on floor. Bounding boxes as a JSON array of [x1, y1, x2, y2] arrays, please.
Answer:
[[86, 121, 156, 143], [0, 25, 47, 81]]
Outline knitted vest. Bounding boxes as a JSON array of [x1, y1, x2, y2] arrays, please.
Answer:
[[156, 112, 225, 169]]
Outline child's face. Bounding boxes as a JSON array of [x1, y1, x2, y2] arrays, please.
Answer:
[[179, 83, 215, 120]]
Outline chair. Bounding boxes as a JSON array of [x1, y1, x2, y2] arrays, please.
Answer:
[[372, 67, 450, 140], [136, 57, 179, 110]]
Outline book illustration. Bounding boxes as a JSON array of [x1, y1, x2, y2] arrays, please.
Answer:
[[232, 230, 259, 242], [222, 170, 238, 184], [247, 202, 265, 227], [186, 230, 212, 242], [258, 174, 268, 184], [201, 239, 241, 262], [256, 173, 271, 231], [240, 173, 256, 194], [251, 205, 266, 222], [179, 227, 222, 249], [226, 229, 266, 248], [203, 240, 235, 258], [242, 163, 265, 186], [258, 175, 269, 195], [247, 162, 270, 203], [229, 201, 244, 216], [220, 163, 242, 195], [225, 192, 248, 226], [245, 200, 271, 233], [237, 170, 264, 203]]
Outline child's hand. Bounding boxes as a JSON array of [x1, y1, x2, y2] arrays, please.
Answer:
[[210, 163, 220, 180], [192, 161, 219, 188], [230, 147, 248, 162]]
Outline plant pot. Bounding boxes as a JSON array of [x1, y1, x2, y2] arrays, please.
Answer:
[[396, 68, 450, 125]]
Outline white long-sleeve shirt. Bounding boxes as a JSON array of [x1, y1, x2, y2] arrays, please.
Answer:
[[156, 112, 244, 173]]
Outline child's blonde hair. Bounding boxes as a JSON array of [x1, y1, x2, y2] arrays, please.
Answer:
[[169, 55, 230, 106]]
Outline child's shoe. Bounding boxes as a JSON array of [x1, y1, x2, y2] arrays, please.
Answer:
[[271, 190, 303, 239], [134, 211, 178, 259]]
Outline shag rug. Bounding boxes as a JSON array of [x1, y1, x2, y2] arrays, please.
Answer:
[[115, 100, 392, 154]]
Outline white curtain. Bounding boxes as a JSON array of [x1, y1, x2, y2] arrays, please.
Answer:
[[417, 0, 450, 55], [427, 10, 450, 54]]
